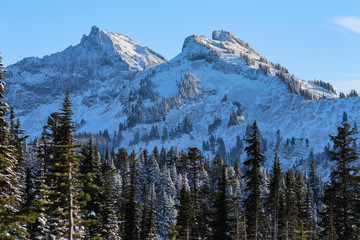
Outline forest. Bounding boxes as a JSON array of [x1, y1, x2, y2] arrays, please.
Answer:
[[0, 55, 359, 240]]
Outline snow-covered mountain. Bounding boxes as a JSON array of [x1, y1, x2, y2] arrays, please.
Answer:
[[5, 26, 360, 175], [5, 26, 166, 114]]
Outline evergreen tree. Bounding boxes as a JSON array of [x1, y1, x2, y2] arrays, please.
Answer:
[[147, 185, 157, 239], [303, 177, 316, 236], [322, 123, 360, 239], [58, 130, 83, 239], [266, 153, 282, 240], [343, 111, 348, 123], [160, 146, 167, 168], [0, 54, 28, 239], [309, 159, 322, 211], [79, 138, 103, 239], [23, 164, 41, 238], [100, 161, 121, 240], [212, 164, 230, 240], [227, 165, 244, 240], [182, 114, 193, 134], [36, 92, 84, 239], [187, 147, 202, 207], [176, 178, 196, 240], [123, 151, 139, 240], [243, 121, 265, 240], [197, 173, 212, 240], [277, 179, 287, 240], [294, 171, 305, 225], [140, 187, 150, 240], [284, 170, 298, 240]]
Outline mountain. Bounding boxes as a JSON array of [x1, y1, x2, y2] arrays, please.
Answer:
[[5, 27, 360, 175], [5, 26, 166, 113]]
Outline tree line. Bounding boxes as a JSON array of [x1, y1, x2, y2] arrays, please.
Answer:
[[0, 55, 359, 239]]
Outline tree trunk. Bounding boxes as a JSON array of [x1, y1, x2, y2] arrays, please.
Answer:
[[68, 155, 73, 240]]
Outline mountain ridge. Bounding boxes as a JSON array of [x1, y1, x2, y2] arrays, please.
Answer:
[[4, 26, 358, 176]]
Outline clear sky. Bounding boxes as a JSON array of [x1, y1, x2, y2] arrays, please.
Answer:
[[1, 0, 359, 93]]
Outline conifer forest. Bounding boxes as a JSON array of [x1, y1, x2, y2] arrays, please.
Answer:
[[0, 46, 360, 240]]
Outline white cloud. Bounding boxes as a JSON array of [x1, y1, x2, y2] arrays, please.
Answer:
[[343, 74, 360, 77], [334, 16, 360, 34]]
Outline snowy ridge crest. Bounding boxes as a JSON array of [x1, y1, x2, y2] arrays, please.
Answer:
[[80, 26, 167, 71], [180, 30, 337, 100]]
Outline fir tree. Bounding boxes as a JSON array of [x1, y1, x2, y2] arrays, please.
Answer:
[[182, 114, 193, 134], [303, 177, 316, 236], [176, 178, 196, 240], [0, 54, 27, 239], [123, 151, 139, 240], [266, 153, 282, 240], [140, 187, 150, 240], [212, 164, 230, 240], [197, 173, 212, 240], [284, 170, 298, 240], [79, 138, 103, 239], [243, 121, 265, 240], [147, 185, 157, 239], [36, 93, 83, 239], [100, 161, 121, 240], [187, 147, 202, 208], [309, 159, 322, 210], [277, 179, 287, 240], [322, 123, 360, 239]]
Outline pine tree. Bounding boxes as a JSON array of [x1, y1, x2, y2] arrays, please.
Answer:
[[61, 134, 83, 240], [182, 114, 193, 134], [154, 186, 176, 237], [322, 123, 360, 239], [294, 171, 305, 226], [284, 170, 298, 240], [277, 179, 287, 240], [176, 178, 196, 240], [197, 173, 212, 240], [100, 161, 121, 240], [243, 121, 265, 240], [23, 157, 45, 239], [0, 54, 27, 239], [147, 185, 157, 239], [79, 138, 103, 239], [187, 147, 202, 208], [140, 187, 150, 240], [303, 177, 316, 236], [160, 146, 167, 168], [309, 159, 322, 211], [36, 92, 84, 239], [266, 153, 282, 240], [123, 151, 139, 240], [212, 164, 230, 239], [227, 165, 243, 240]]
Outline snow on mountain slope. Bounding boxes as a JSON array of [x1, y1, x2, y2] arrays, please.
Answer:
[[4, 28, 357, 176], [5, 26, 167, 115], [81, 26, 167, 71]]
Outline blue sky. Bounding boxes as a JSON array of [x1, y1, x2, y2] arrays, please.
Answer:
[[1, 0, 359, 93]]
